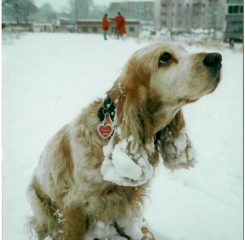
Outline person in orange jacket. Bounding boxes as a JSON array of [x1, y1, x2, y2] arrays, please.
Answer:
[[111, 12, 126, 39], [102, 14, 109, 40]]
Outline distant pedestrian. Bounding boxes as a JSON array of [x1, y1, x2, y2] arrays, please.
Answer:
[[229, 38, 235, 49], [102, 14, 109, 40], [111, 12, 126, 39]]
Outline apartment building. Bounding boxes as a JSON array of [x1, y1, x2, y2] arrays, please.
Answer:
[[155, 0, 226, 31], [108, 0, 154, 23], [224, 0, 243, 41]]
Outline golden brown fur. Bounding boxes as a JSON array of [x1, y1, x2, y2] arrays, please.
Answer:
[[27, 42, 221, 239]]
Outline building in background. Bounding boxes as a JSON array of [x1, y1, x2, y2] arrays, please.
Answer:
[[108, 0, 154, 24], [69, 0, 92, 22], [154, 0, 226, 32], [224, 0, 243, 41]]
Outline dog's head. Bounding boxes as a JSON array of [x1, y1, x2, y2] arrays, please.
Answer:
[[103, 43, 222, 179], [124, 42, 221, 105], [110, 42, 222, 146]]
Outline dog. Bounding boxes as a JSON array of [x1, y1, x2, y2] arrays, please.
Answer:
[[27, 42, 222, 240]]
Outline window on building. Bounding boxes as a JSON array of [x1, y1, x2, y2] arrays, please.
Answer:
[[227, 21, 243, 32], [228, 5, 243, 13], [234, 5, 239, 12], [129, 2, 135, 11], [227, 0, 243, 4], [129, 26, 135, 32], [161, 20, 167, 25], [92, 26, 98, 33], [82, 27, 88, 32]]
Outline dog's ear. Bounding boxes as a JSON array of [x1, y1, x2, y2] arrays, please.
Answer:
[[100, 55, 159, 186], [116, 56, 153, 145], [158, 110, 196, 170], [102, 73, 157, 186], [119, 85, 151, 143]]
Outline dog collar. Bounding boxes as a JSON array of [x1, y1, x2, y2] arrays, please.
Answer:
[[98, 95, 115, 122], [97, 96, 115, 139]]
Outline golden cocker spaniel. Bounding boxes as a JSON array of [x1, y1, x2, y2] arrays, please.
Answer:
[[27, 42, 222, 240]]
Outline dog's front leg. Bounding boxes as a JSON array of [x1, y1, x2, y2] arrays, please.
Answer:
[[63, 205, 86, 240]]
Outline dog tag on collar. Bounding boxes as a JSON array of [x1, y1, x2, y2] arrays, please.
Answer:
[[97, 113, 114, 139]]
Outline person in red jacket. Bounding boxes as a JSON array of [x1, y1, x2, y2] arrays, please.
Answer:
[[102, 14, 109, 40], [111, 12, 126, 39]]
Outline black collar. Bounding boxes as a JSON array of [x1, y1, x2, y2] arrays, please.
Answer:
[[98, 96, 115, 122]]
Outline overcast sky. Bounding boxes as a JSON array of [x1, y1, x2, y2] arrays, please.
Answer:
[[34, 0, 113, 10]]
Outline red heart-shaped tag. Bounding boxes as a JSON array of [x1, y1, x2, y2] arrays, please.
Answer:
[[97, 123, 113, 139]]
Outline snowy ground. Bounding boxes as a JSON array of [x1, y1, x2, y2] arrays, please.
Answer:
[[3, 33, 243, 240]]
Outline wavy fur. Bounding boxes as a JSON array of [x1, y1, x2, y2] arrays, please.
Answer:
[[27, 42, 221, 239]]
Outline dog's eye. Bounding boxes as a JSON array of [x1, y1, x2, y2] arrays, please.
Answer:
[[159, 52, 172, 64]]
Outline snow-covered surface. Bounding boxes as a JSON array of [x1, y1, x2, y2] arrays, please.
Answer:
[[3, 33, 243, 240]]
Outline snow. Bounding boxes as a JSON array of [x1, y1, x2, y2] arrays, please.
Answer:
[[84, 216, 147, 240], [104, 140, 144, 180], [101, 136, 154, 186], [85, 221, 119, 240], [3, 33, 243, 240], [161, 127, 196, 170], [44, 236, 53, 240]]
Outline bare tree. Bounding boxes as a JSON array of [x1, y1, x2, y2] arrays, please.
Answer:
[[2, 0, 37, 23], [31, 3, 57, 23]]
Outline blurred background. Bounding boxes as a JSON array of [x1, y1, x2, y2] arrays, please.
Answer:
[[2, 0, 244, 44]]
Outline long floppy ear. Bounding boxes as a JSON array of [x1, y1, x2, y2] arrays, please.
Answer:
[[119, 84, 152, 143], [101, 57, 158, 186], [158, 110, 196, 170], [109, 53, 155, 146]]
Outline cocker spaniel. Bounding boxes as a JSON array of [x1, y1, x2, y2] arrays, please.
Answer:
[[27, 42, 222, 240]]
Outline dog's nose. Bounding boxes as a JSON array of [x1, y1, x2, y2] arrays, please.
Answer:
[[203, 53, 222, 69]]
